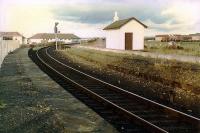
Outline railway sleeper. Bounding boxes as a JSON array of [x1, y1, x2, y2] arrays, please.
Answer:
[[151, 120, 192, 129], [31, 48, 200, 133]]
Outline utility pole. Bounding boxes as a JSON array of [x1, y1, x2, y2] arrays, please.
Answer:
[[54, 22, 59, 50]]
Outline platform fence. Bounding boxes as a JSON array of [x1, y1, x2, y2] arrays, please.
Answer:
[[0, 40, 20, 68]]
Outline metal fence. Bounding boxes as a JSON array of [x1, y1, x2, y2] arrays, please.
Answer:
[[0, 40, 20, 68]]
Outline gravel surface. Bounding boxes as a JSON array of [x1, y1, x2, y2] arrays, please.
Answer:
[[0, 47, 118, 133], [78, 45, 200, 63]]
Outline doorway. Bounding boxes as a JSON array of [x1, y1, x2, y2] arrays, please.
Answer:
[[125, 33, 133, 50]]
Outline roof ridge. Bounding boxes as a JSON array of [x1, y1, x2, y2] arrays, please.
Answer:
[[29, 33, 80, 39], [103, 17, 147, 30], [0, 32, 23, 37]]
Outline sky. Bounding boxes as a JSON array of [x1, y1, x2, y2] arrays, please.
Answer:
[[0, 0, 200, 38]]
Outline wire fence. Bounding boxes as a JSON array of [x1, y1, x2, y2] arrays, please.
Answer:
[[0, 40, 20, 68]]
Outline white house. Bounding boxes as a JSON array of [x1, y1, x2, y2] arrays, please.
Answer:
[[155, 35, 167, 42], [0, 32, 26, 44], [0, 32, 23, 67], [103, 12, 147, 50], [190, 33, 200, 41], [29, 33, 80, 44]]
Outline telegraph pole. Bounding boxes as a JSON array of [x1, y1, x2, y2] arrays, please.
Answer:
[[54, 22, 59, 50]]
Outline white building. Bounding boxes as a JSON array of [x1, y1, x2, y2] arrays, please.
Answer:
[[29, 33, 80, 44], [190, 33, 200, 41], [155, 35, 166, 41], [0, 32, 25, 44], [0, 32, 23, 67], [103, 12, 147, 50]]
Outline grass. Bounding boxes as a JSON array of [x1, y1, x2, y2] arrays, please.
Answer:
[[145, 41, 200, 56], [60, 47, 200, 96], [0, 100, 6, 109], [59, 46, 200, 114]]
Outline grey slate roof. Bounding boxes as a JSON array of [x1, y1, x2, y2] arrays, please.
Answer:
[[0, 32, 23, 37], [103, 17, 147, 30], [29, 33, 80, 39]]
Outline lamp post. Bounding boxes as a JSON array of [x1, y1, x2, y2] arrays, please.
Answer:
[[54, 22, 59, 50]]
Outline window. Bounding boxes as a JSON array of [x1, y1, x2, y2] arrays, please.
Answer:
[[3, 36, 13, 40]]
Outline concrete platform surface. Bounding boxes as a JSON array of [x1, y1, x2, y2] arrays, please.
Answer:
[[0, 48, 118, 133]]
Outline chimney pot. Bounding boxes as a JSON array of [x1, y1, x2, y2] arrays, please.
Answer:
[[113, 11, 119, 22]]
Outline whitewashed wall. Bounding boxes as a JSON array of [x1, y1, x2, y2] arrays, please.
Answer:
[[13, 36, 23, 44], [106, 30, 123, 49], [29, 38, 74, 44], [121, 20, 145, 50], [0, 40, 20, 68], [155, 37, 163, 41], [29, 39, 43, 44], [192, 36, 200, 41], [105, 19, 145, 50]]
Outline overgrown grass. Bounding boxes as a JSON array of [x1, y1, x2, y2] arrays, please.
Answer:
[[0, 100, 6, 109], [61, 47, 200, 95], [145, 41, 200, 56]]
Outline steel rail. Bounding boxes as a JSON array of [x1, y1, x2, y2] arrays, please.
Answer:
[[46, 47, 200, 125], [36, 47, 168, 133], [33, 46, 200, 132]]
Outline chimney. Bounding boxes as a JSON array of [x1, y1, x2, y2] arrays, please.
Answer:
[[113, 11, 119, 22]]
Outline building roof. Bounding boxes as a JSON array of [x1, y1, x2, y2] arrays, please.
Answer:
[[155, 35, 169, 37], [189, 33, 200, 36], [103, 17, 147, 30], [0, 32, 23, 37], [156, 34, 182, 37], [29, 33, 80, 40]]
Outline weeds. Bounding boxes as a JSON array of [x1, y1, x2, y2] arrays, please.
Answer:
[[145, 41, 200, 56], [59, 47, 200, 114], [61, 47, 200, 95], [0, 100, 6, 109]]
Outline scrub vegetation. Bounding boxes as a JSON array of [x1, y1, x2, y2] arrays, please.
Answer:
[[61, 47, 200, 92], [60, 47, 200, 114], [145, 41, 200, 56], [0, 100, 6, 109]]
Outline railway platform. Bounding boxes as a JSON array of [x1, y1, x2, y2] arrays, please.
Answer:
[[0, 47, 117, 133]]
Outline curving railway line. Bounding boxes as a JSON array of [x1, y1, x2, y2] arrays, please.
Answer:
[[28, 46, 200, 133]]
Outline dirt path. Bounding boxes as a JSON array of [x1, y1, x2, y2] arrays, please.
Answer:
[[77, 45, 200, 63], [0, 47, 117, 133]]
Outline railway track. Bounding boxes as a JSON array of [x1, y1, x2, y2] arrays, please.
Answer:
[[29, 46, 200, 133]]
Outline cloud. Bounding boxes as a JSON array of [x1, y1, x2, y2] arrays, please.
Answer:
[[1, 5, 56, 37], [1, 0, 200, 37], [159, 0, 200, 34], [161, 1, 200, 24], [55, 20, 106, 37], [53, 2, 169, 25], [52, 0, 200, 35]]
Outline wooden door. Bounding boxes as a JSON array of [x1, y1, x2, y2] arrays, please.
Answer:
[[125, 33, 133, 50]]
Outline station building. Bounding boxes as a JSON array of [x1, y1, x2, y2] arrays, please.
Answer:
[[29, 33, 80, 44], [103, 12, 147, 50], [0, 32, 26, 44]]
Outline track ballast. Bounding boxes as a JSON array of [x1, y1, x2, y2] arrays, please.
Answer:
[[29, 46, 200, 133]]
